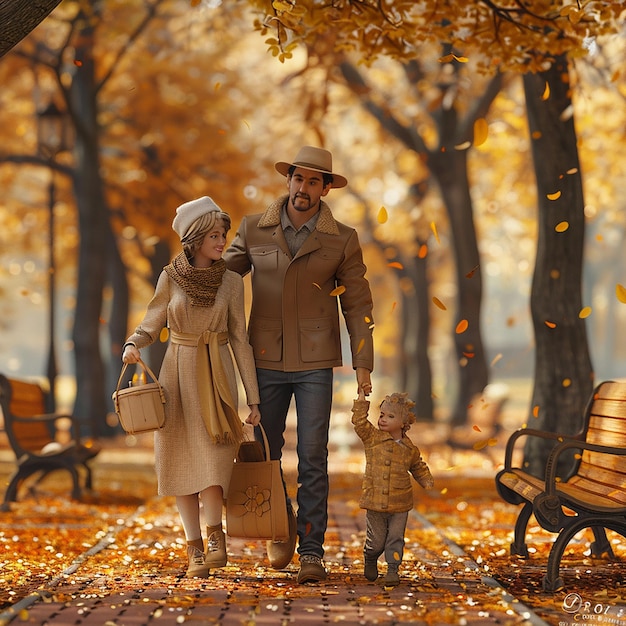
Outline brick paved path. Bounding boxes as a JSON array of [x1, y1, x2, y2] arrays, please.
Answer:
[[0, 409, 559, 626], [0, 481, 549, 626]]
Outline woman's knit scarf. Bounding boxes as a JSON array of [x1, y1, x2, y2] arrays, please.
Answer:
[[164, 252, 226, 306]]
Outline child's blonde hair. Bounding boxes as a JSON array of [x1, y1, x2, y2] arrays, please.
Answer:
[[380, 392, 416, 434]]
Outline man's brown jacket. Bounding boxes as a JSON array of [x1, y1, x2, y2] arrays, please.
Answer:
[[224, 195, 374, 373]]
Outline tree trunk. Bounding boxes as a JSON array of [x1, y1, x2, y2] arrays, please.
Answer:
[[144, 239, 171, 374], [104, 218, 129, 434], [522, 55, 593, 478], [69, 10, 108, 438], [400, 248, 433, 420], [339, 58, 495, 426], [430, 149, 489, 425]]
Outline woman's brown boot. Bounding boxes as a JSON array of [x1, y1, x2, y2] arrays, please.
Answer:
[[205, 524, 227, 567], [185, 538, 209, 578]]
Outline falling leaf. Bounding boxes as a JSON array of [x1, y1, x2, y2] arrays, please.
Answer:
[[432, 297, 447, 311], [312, 282, 322, 290], [387, 261, 404, 269], [555, 221, 569, 232], [616, 284, 626, 304], [377, 206, 388, 224], [454, 141, 471, 150], [533, 405, 540, 418], [566, 167, 578, 175], [455, 319, 469, 334], [531, 130, 542, 140], [473, 118, 489, 147], [491, 353, 503, 367], [541, 82, 550, 100], [214, 82, 222, 91], [159, 327, 169, 343], [330, 285, 346, 297], [465, 264, 479, 279], [560, 104, 574, 121], [473, 425, 482, 432], [74, 60, 83, 67], [438, 54, 454, 63], [562, 378, 572, 388], [544, 320, 556, 328], [579, 306, 592, 319], [430, 221, 440, 244], [364, 316, 371, 323], [356, 338, 365, 354], [462, 351, 475, 358], [418, 244, 428, 259], [390, 301, 397, 313], [547, 190, 561, 200]]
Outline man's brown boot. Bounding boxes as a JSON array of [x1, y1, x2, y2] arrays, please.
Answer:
[[185, 538, 209, 578], [205, 524, 227, 568], [266, 505, 297, 570]]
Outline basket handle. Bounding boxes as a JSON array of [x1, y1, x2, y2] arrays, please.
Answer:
[[115, 358, 165, 403], [241, 422, 272, 460]]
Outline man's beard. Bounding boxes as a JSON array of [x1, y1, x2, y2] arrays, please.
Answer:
[[291, 193, 315, 212]]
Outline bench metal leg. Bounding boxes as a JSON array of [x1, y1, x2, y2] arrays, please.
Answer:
[[1, 471, 23, 511], [1, 463, 83, 511], [590, 526, 616, 559], [510, 501, 532, 558], [543, 517, 626, 592]]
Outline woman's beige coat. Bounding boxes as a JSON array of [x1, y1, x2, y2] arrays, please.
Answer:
[[125, 269, 259, 496], [352, 399, 434, 513], [224, 196, 374, 373]]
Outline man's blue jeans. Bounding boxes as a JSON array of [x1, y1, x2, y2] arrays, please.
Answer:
[[256, 367, 333, 559]]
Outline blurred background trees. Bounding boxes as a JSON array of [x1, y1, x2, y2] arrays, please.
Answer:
[[0, 1, 624, 473]]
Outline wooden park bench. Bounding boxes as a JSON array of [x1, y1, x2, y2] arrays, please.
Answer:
[[0, 373, 100, 511], [495, 380, 626, 591]]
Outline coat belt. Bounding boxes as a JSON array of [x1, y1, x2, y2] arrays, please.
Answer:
[[169, 330, 242, 444]]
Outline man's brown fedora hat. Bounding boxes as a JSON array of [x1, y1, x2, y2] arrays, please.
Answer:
[[275, 146, 348, 189]]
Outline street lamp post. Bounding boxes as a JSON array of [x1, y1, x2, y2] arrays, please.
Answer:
[[37, 101, 71, 413]]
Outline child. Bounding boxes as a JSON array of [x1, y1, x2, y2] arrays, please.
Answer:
[[351, 389, 434, 586], [122, 196, 260, 578]]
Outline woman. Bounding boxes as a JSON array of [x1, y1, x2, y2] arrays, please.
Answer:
[[122, 196, 261, 578]]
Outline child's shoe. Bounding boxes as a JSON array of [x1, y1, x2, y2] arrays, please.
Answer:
[[381, 566, 400, 587], [364, 559, 379, 581]]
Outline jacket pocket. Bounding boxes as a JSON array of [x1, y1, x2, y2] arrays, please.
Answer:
[[250, 245, 279, 271], [249, 317, 282, 362], [299, 318, 339, 362]]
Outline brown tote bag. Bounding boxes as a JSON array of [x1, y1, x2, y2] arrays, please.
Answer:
[[226, 424, 290, 541], [112, 359, 166, 435]]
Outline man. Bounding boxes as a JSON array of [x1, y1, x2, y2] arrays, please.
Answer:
[[224, 146, 374, 583]]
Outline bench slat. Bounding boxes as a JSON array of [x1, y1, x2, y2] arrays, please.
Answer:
[[579, 451, 626, 477], [558, 476, 626, 507], [594, 382, 626, 401]]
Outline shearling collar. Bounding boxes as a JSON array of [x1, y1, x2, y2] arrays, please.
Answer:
[[258, 195, 340, 236]]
